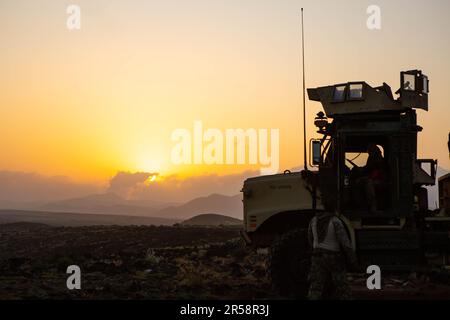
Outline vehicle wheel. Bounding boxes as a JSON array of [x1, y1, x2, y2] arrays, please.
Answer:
[[268, 228, 311, 298]]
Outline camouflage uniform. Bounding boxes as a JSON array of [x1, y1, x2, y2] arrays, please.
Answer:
[[307, 215, 354, 300], [308, 249, 352, 300]]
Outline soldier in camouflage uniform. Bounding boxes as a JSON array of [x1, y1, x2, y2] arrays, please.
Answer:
[[307, 197, 356, 300]]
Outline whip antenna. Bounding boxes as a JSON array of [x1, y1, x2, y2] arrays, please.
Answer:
[[301, 8, 308, 170]]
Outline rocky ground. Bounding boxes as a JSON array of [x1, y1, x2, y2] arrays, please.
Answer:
[[0, 222, 449, 300], [0, 223, 270, 300]]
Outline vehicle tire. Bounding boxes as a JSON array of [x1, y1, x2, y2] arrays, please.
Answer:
[[268, 228, 311, 298]]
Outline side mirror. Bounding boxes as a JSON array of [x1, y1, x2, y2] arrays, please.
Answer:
[[311, 140, 322, 166], [448, 132, 449, 155]]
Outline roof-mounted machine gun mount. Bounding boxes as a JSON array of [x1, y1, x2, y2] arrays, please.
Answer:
[[307, 70, 429, 118]]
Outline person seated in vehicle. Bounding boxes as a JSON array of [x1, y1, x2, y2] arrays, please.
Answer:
[[354, 144, 387, 213]]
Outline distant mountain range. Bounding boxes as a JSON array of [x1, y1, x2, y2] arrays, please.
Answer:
[[39, 192, 164, 217], [0, 210, 243, 228], [36, 192, 243, 220], [0, 209, 179, 227], [155, 194, 242, 220], [181, 214, 242, 226]]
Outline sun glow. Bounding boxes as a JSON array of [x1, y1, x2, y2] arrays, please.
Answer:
[[143, 174, 160, 186], [134, 152, 166, 174]]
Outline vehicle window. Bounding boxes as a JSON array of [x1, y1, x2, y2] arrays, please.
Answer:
[[345, 152, 369, 169], [348, 83, 363, 99], [403, 74, 415, 91], [345, 145, 384, 169], [333, 85, 346, 102], [422, 75, 429, 93]]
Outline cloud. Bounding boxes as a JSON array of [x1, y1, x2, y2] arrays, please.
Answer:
[[108, 171, 157, 198], [108, 170, 259, 203]]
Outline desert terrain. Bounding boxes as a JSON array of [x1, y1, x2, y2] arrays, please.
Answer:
[[1, 221, 449, 300]]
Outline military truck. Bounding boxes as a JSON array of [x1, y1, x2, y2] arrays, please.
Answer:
[[240, 70, 450, 296]]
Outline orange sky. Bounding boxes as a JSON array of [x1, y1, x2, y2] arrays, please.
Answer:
[[0, 0, 449, 184]]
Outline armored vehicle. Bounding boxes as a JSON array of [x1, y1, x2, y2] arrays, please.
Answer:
[[241, 70, 450, 296]]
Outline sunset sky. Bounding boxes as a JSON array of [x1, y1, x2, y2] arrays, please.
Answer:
[[0, 0, 449, 188]]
